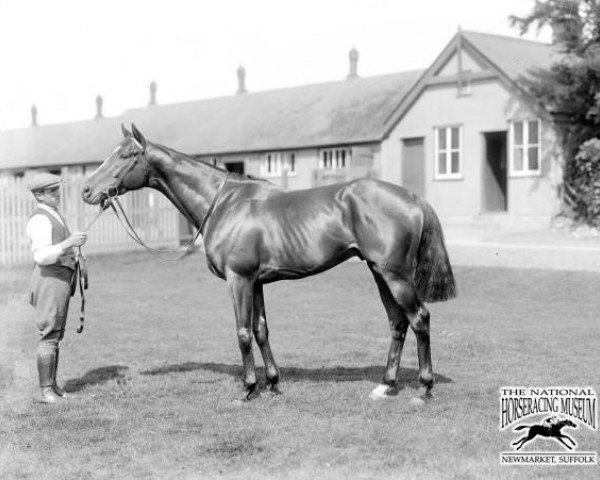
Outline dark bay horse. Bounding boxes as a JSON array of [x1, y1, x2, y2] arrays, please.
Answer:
[[82, 124, 456, 401]]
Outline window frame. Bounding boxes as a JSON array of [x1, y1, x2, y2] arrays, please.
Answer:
[[260, 151, 298, 177], [509, 119, 542, 177], [318, 147, 351, 170], [433, 125, 463, 180]]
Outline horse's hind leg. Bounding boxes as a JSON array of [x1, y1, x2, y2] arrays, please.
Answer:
[[512, 436, 530, 450], [378, 269, 434, 400], [368, 266, 409, 400], [227, 271, 258, 400], [252, 283, 281, 394]]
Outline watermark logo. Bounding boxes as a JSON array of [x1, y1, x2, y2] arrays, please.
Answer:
[[499, 386, 597, 466]]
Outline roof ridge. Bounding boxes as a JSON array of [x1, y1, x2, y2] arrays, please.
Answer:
[[123, 69, 426, 113], [0, 116, 119, 134], [461, 29, 551, 46]]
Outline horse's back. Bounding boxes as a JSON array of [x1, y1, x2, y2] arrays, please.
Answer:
[[206, 177, 426, 281]]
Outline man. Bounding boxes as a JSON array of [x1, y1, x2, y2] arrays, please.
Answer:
[[26, 172, 88, 404], [544, 415, 560, 428]]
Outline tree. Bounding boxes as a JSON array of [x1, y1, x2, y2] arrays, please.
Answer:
[[510, 0, 600, 225]]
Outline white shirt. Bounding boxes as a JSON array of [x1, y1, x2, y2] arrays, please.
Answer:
[[26, 203, 72, 265]]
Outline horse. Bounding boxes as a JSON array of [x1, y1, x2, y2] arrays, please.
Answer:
[[81, 124, 456, 402], [512, 419, 577, 451]]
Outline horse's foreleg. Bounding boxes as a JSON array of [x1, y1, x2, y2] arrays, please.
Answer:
[[252, 283, 281, 394], [227, 272, 258, 400], [383, 273, 434, 401], [368, 267, 409, 400], [561, 433, 576, 446], [557, 435, 574, 449]]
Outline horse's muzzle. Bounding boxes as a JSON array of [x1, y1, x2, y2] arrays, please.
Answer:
[[81, 188, 105, 207]]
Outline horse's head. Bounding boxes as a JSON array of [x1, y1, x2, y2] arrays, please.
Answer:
[[562, 419, 577, 428], [82, 124, 150, 206]]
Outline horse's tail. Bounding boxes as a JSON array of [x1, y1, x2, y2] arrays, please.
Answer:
[[414, 199, 457, 303], [513, 425, 531, 431]]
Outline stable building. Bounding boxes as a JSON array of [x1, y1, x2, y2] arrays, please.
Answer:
[[0, 30, 562, 230]]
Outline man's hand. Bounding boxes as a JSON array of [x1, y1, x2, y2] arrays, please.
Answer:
[[61, 231, 88, 250]]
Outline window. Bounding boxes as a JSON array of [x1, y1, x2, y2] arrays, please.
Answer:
[[260, 152, 297, 177], [510, 119, 541, 175], [434, 126, 462, 179], [457, 71, 471, 96], [319, 148, 350, 170]]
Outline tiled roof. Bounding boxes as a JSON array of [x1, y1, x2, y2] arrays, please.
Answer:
[[383, 30, 558, 129], [0, 118, 122, 170], [0, 71, 423, 170], [0, 31, 558, 170], [122, 70, 424, 154], [461, 31, 558, 83]]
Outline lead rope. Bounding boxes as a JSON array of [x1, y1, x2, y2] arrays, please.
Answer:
[[76, 205, 108, 333], [75, 173, 229, 332], [109, 198, 202, 261], [107, 173, 230, 262]]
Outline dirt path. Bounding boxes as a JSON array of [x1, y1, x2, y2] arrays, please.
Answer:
[[448, 241, 600, 271]]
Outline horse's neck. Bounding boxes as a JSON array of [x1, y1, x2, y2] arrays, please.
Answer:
[[146, 144, 225, 227]]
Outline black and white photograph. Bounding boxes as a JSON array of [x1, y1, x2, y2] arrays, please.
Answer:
[[0, 1, 598, 478]]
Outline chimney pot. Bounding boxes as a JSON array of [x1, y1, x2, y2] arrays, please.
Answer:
[[236, 66, 247, 95], [149, 81, 157, 105], [95, 95, 103, 119], [347, 47, 359, 80], [31, 105, 38, 127]]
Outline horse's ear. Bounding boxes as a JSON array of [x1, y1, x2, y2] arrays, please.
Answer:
[[121, 124, 132, 138], [131, 123, 147, 150]]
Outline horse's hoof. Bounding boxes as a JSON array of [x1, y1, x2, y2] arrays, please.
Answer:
[[269, 384, 283, 396], [369, 384, 398, 400], [244, 386, 260, 401]]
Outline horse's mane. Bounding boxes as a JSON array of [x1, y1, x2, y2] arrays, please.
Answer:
[[151, 142, 271, 183]]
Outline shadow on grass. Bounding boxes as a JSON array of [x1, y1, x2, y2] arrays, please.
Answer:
[[64, 365, 129, 392], [140, 362, 452, 387]]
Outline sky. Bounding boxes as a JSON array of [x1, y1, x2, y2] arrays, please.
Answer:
[[0, 0, 552, 130]]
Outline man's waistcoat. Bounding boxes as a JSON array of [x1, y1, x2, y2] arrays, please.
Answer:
[[31, 208, 77, 273]]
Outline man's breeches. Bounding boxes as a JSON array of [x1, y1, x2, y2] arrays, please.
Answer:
[[29, 267, 73, 345]]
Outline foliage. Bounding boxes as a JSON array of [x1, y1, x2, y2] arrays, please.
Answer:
[[570, 138, 600, 226], [510, 1, 600, 224]]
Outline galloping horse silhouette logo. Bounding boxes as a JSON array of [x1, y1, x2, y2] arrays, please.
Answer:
[[512, 417, 578, 451]]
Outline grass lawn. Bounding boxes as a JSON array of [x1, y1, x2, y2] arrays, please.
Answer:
[[1, 252, 599, 479]]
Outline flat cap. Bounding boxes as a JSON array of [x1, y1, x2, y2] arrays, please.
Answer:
[[27, 172, 63, 192]]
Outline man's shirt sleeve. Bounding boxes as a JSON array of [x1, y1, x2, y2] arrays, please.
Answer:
[[26, 214, 64, 265]]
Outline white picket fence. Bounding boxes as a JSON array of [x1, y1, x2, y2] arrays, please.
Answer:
[[0, 176, 182, 265]]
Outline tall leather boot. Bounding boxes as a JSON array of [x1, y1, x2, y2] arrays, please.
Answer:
[[52, 347, 71, 398], [37, 343, 62, 404]]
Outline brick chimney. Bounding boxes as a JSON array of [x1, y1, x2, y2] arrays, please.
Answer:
[[31, 105, 38, 127], [347, 47, 359, 80], [95, 95, 103, 119], [149, 81, 157, 106], [236, 66, 247, 95]]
